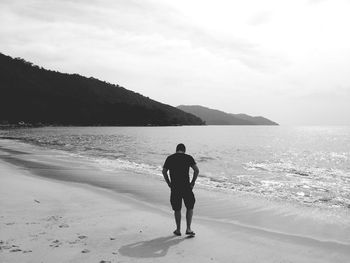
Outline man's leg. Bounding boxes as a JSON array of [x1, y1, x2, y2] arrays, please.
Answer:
[[171, 190, 182, 235], [174, 210, 181, 233], [186, 209, 193, 232], [184, 188, 195, 235]]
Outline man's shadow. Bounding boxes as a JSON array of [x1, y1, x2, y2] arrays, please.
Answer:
[[118, 235, 187, 258]]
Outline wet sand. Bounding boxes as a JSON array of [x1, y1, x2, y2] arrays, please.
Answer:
[[1, 139, 350, 263]]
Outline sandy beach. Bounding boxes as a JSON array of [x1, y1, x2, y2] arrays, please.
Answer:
[[1, 139, 350, 263]]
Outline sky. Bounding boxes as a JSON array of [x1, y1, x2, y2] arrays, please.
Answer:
[[1, 0, 350, 125]]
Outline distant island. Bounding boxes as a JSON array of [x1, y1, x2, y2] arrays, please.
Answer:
[[177, 105, 278, 125], [0, 53, 204, 126]]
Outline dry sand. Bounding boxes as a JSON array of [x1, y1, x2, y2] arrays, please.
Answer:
[[1, 140, 350, 263]]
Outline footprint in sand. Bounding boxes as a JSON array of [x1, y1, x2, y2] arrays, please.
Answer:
[[50, 240, 62, 248], [2, 245, 12, 249], [68, 240, 79, 245], [0, 241, 12, 250], [46, 215, 62, 222], [69, 235, 87, 246], [1, 243, 25, 252], [10, 248, 22, 252]]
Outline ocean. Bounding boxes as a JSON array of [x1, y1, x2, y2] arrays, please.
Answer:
[[1, 126, 349, 211]]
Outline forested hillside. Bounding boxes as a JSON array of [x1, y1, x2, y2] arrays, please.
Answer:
[[0, 53, 204, 126], [177, 105, 278, 125]]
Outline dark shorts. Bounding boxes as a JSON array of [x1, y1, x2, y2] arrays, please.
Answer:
[[170, 187, 195, 211]]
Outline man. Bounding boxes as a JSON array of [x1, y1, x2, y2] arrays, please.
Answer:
[[162, 143, 199, 236]]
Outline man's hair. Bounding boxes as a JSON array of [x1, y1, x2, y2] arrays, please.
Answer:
[[176, 143, 186, 152]]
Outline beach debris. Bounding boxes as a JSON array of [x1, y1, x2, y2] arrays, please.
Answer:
[[99, 261, 111, 263], [34, 199, 40, 203], [23, 250, 32, 253], [78, 235, 88, 239], [112, 252, 118, 255], [5, 222, 15, 225], [59, 223, 69, 228], [110, 237, 116, 240], [81, 249, 90, 253]]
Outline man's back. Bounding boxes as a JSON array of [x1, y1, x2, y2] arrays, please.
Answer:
[[163, 153, 196, 189], [162, 143, 199, 236]]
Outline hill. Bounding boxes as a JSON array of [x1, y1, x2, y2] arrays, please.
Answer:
[[177, 105, 278, 125], [0, 53, 204, 126]]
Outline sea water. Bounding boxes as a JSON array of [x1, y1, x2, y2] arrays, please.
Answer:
[[1, 126, 349, 210]]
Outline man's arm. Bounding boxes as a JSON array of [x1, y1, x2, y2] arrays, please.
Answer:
[[162, 167, 171, 188], [190, 164, 199, 189]]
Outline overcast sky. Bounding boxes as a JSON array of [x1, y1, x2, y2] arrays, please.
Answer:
[[1, 0, 350, 125]]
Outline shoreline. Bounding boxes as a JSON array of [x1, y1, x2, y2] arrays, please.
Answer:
[[2, 126, 349, 213], [1, 138, 349, 242], [1, 139, 350, 262]]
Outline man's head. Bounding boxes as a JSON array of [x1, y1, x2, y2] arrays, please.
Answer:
[[176, 143, 186, 153]]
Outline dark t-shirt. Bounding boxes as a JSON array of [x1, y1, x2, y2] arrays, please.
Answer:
[[163, 153, 196, 189]]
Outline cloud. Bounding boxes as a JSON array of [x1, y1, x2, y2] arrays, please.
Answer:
[[308, 0, 328, 5], [0, 0, 282, 72], [248, 11, 271, 26], [1, 0, 350, 124]]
